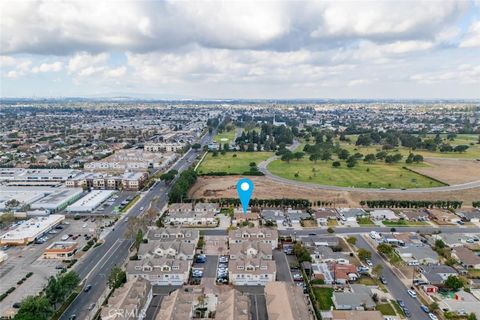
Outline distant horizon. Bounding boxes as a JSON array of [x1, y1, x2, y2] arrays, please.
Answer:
[[1, 1, 479, 99]]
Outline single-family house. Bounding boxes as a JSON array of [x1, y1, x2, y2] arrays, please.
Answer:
[[399, 209, 429, 221], [420, 265, 458, 286], [332, 285, 375, 310], [313, 208, 337, 225], [452, 246, 480, 269], [370, 209, 399, 221], [456, 209, 480, 223], [337, 208, 367, 222], [333, 263, 358, 284], [427, 209, 460, 225], [396, 245, 439, 265]]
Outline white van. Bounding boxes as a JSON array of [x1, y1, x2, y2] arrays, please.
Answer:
[[407, 289, 417, 298]]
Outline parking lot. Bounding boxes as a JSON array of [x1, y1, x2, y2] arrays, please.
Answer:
[[0, 216, 112, 316]]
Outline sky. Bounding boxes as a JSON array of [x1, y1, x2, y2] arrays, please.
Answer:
[[0, 0, 479, 99]]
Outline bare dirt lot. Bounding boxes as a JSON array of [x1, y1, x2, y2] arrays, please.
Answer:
[[189, 175, 480, 207], [409, 158, 480, 185]]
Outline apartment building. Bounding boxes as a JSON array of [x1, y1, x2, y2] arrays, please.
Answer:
[[127, 257, 190, 286], [228, 227, 278, 249], [145, 228, 199, 245], [137, 240, 195, 261], [66, 171, 148, 191], [101, 278, 152, 320], [229, 241, 273, 260], [229, 258, 276, 286], [265, 282, 314, 320], [144, 142, 185, 153], [156, 286, 250, 320]]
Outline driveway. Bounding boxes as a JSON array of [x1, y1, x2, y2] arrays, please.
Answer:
[[273, 249, 293, 282]]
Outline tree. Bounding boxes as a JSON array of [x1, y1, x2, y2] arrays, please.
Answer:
[[281, 151, 294, 163], [467, 313, 477, 320], [5, 198, 20, 209], [358, 248, 372, 261], [332, 161, 341, 168], [327, 227, 335, 233], [435, 239, 445, 249], [191, 143, 201, 150], [377, 243, 394, 256], [108, 266, 127, 289], [444, 275, 463, 291], [372, 264, 383, 278], [293, 152, 305, 161], [412, 154, 424, 163], [309, 153, 320, 163], [338, 149, 350, 160], [346, 236, 357, 246], [346, 155, 357, 168], [15, 296, 53, 320], [364, 153, 376, 163]]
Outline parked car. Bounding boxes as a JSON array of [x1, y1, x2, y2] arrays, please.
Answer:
[[88, 303, 96, 311], [428, 313, 438, 320], [380, 276, 387, 284], [407, 289, 417, 298], [84, 284, 92, 292], [421, 305, 430, 313], [403, 308, 411, 318], [366, 259, 373, 267], [397, 300, 405, 308], [196, 255, 206, 263]]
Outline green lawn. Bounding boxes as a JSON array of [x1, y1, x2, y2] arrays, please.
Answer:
[[383, 220, 428, 227], [357, 217, 375, 225], [357, 275, 378, 285], [312, 287, 334, 310], [342, 134, 480, 159], [197, 152, 273, 174], [268, 158, 445, 189], [214, 128, 237, 144], [377, 303, 397, 316]]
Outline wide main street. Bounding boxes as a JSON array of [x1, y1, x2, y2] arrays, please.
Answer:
[[60, 131, 214, 320]]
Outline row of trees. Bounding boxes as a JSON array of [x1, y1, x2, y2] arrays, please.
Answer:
[[473, 201, 480, 208], [234, 123, 295, 151], [356, 131, 472, 153], [196, 197, 312, 208], [168, 168, 197, 203], [15, 271, 80, 320], [360, 200, 463, 209]]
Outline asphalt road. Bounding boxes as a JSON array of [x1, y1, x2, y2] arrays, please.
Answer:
[[273, 249, 293, 282], [60, 131, 214, 320], [235, 286, 268, 320], [201, 226, 480, 237], [355, 236, 428, 320]]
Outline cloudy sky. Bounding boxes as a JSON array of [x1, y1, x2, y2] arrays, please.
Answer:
[[1, 0, 479, 99]]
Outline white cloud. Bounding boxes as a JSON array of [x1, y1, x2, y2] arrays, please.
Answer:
[[460, 21, 480, 48], [410, 64, 480, 84], [68, 52, 109, 73], [0, 0, 470, 54], [31, 61, 63, 73]]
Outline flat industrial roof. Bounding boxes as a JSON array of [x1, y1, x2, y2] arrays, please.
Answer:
[[31, 188, 83, 209], [0, 214, 65, 243], [0, 186, 51, 210], [66, 190, 115, 212]]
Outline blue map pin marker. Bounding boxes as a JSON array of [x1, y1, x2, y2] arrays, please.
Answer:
[[236, 178, 254, 214]]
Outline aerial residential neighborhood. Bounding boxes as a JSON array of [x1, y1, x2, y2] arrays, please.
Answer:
[[1, 1, 480, 320]]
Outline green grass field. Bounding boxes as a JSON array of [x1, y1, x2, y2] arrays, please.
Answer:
[[312, 287, 334, 310], [214, 128, 237, 144], [342, 134, 480, 159], [377, 303, 397, 316], [197, 152, 273, 174], [267, 158, 446, 189], [383, 220, 428, 227]]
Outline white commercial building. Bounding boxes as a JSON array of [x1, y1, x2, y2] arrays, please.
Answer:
[[66, 190, 115, 213], [0, 214, 65, 245], [0, 168, 80, 186], [0, 186, 51, 211], [30, 188, 84, 213]]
